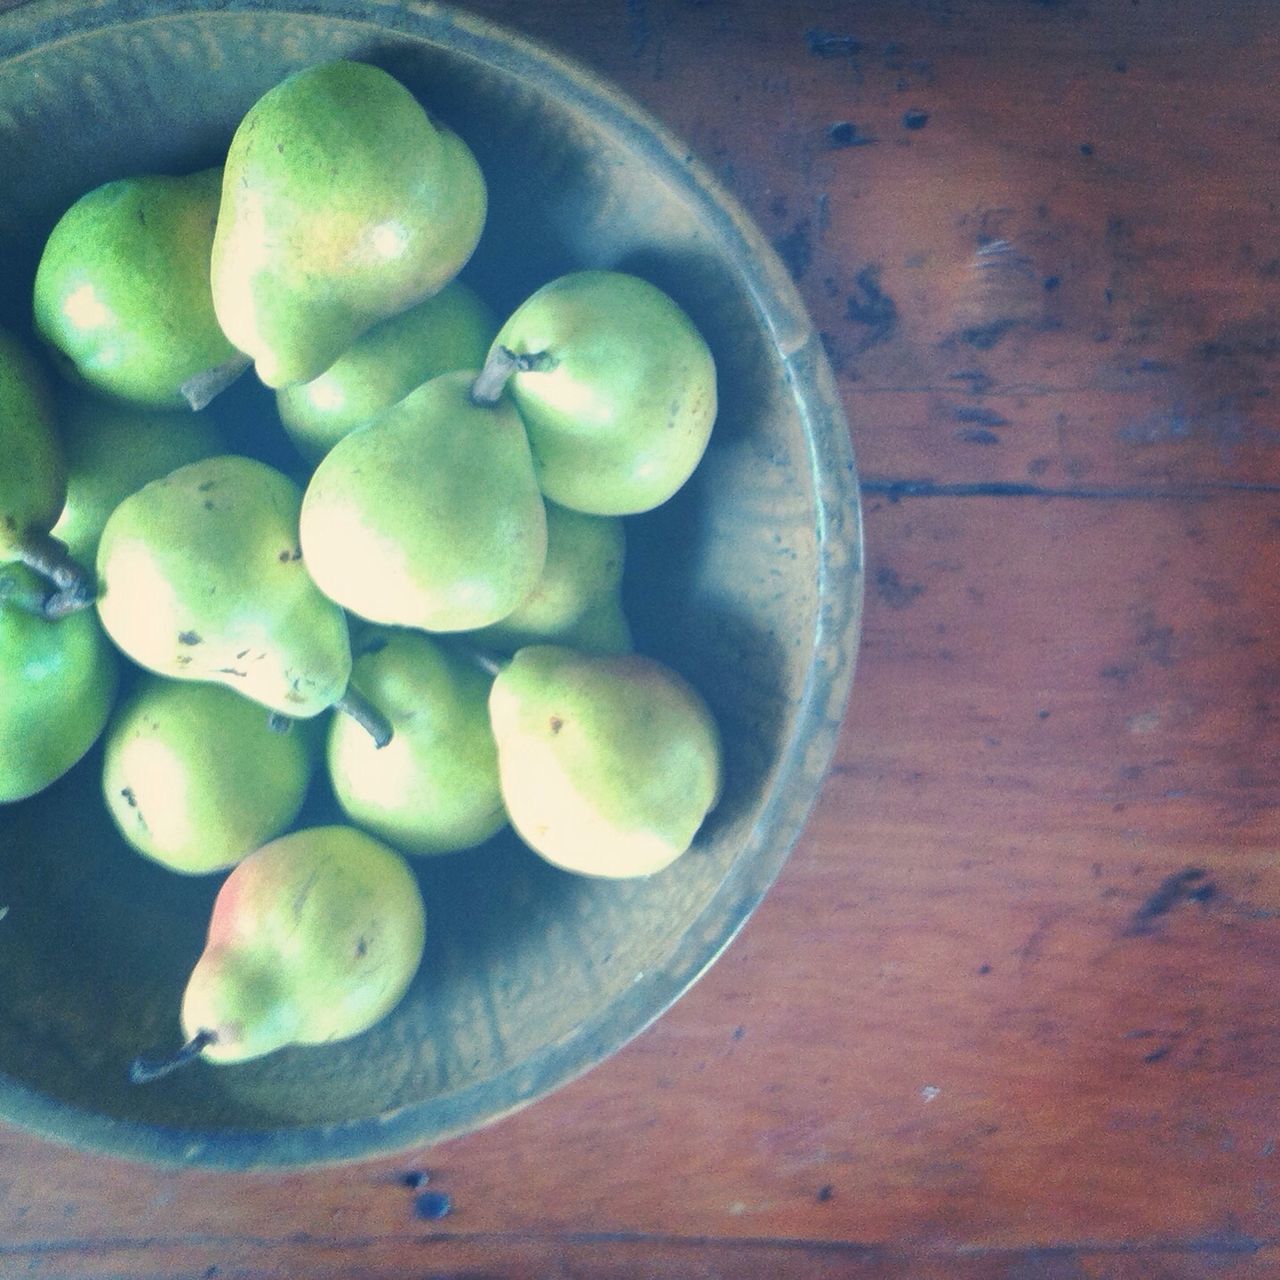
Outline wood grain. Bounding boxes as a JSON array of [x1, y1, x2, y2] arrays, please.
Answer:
[[5, 0, 1280, 1276]]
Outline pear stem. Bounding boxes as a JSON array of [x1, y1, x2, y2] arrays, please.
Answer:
[[128, 1028, 217, 1084], [469, 346, 554, 406], [335, 685, 393, 749], [15, 531, 94, 616], [181, 354, 252, 412]]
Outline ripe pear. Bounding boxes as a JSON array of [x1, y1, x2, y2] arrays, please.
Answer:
[[300, 371, 547, 632], [471, 502, 632, 655], [277, 280, 496, 463], [95, 455, 364, 727], [33, 168, 246, 409], [482, 271, 717, 515], [103, 676, 316, 875], [0, 565, 118, 803], [328, 631, 505, 856], [212, 60, 487, 389], [488, 646, 722, 879], [0, 328, 92, 610], [50, 392, 224, 566], [177, 826, 426, 1065]]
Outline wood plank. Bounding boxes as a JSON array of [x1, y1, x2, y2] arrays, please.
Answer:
[[3, 495, 1278, 1259], [4, 1237, 1279, 1280]]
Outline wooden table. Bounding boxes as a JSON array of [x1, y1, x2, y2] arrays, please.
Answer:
[[6, 1, 1280, 1275]]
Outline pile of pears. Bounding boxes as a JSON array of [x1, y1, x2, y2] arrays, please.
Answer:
[[2, 61, 724, 1079]]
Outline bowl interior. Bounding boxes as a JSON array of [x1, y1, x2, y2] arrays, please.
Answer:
[[0, 1, 861, 1167]]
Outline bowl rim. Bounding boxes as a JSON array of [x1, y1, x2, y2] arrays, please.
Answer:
[[0, 0, 865, 1169]]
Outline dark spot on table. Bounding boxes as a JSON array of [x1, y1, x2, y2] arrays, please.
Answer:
[[1080, 142, 1094, 156], [414, 1190, 452, 1220], [732, 1025, 746, 1040], [399, 1169, 430, 1189], [1037, 709, 1051, 720], [816, 1183, 835, 1202], [1143, 1045, 1172, 1064], [846, 264, 899, 350], [959, 428, 1000, 445], [1127, 867, 1210, 934], [774, 218, 812, 281], [1043, 275, 1061, 291], [961, 318, 1017, 350], [829, 121, 875, 148], [977, 963, 992, 975], [902, 108, 929, 129], [805, 28, 863, 57], [952, 405, 1009, 426], [875, 567, 924, 609]]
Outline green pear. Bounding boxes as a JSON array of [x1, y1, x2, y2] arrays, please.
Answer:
[[212, 60, 487, 389], [300, 371, 547, 632], [479, 271, 717, 515], [328, 631, 505, 856], [0, 328, 92, 610], [33, 168, 246, 409], [470, 501, 632, 655], [50, 392, 225, 566], [488, 646, 722, 879], [0, 565, 118, 803], [95, 455, 366, 729], [103, 676, 316, 875], [277, 280, 496, 463], [177, 826, 426, 1065]]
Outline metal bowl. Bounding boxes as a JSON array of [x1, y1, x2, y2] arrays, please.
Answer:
[[0, 0, 863, 1168]]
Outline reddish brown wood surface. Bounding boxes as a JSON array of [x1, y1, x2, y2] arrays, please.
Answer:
[[6, 1, 1280, 1276]]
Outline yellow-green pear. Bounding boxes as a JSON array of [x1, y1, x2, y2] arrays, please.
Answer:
[[328, 631, 505, 856], [0, 328, 91, 610], [103, 677, 316, 875], [51, 392, 225, 566], [300, 371, 547, 633], [95, 456, 378, 736], [212, 61, 487, 388], [481, 271, 717, 515], [488, 646, 722, 879], [470, 502, 632, 655], [277, 281, 496, 463], [0, 565, 118, 803], [33, 168, 246, 409], [176, 826, 426, 1066]]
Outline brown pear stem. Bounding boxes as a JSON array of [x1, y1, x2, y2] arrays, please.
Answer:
[[180, 354, 251, 412], [15, 531, 94, 615], [335, 685, 393, 749], [128, 1028, 217, 1084], [469, 346, 555, 406]]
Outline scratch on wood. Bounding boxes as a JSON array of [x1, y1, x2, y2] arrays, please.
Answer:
[[1127, 867, 1213, 935]]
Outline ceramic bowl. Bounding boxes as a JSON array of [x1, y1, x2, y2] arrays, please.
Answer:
[[0, 0, 862, 1168]]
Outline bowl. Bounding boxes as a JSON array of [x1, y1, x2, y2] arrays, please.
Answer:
[[0, 0, 863, 1168]]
